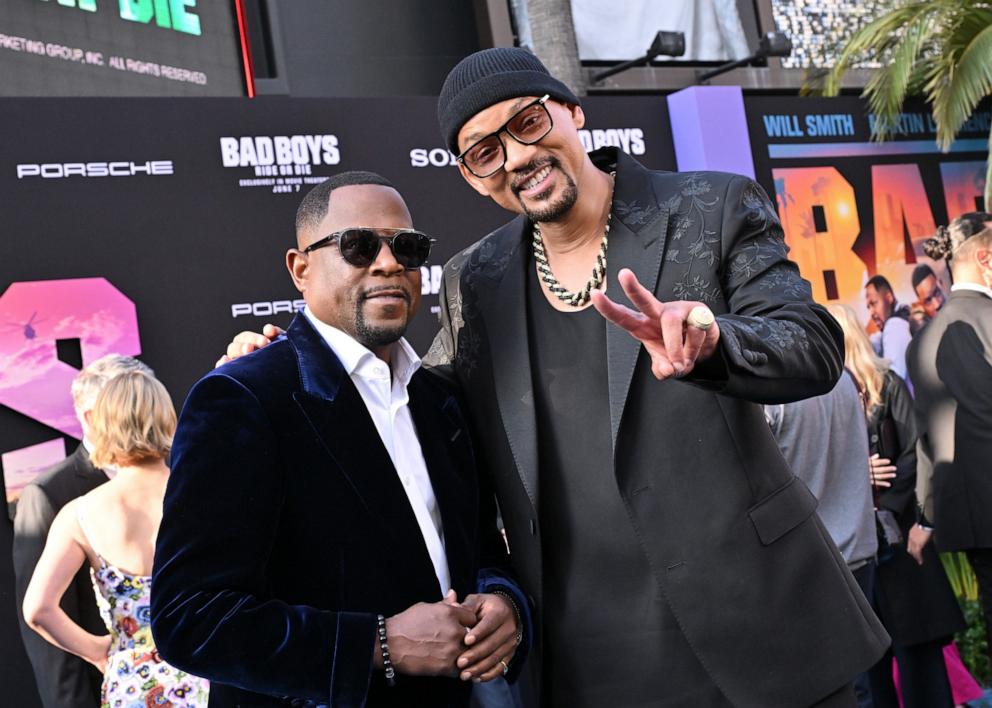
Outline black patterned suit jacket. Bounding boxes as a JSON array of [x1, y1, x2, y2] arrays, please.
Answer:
[[908, 288, 992, 551], [425, 147, 888, 708]]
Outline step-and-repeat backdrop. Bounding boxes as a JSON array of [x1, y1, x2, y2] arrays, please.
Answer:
[[1, 94, 988, 502], [0, 91, 987, 706], [0, 95, 674, 503]]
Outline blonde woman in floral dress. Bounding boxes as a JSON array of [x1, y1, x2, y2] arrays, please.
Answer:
[[23, 370, 209, 707]]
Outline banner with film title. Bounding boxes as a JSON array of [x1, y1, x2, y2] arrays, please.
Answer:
[[0, 91, 988, 708], [1, 94, 988, 504], [0, 95, 674, 505], [745, 95, 989, 327]]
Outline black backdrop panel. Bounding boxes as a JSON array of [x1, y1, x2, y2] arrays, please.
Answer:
[[0, 93, 672, 708], [0, 0, 245, 96], [0, 95, 673, 415]]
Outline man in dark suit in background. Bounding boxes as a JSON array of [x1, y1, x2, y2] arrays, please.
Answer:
[[909, 218, 992, 664], [425, 48, 887, 707], [151, 172, 527, 707], [12, 355, 150, 708]]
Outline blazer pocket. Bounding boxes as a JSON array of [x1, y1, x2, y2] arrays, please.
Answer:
[[748, 476, 819, 546]]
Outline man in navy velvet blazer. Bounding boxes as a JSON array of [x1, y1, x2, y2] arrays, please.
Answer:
[[150, 172, 527, 708]]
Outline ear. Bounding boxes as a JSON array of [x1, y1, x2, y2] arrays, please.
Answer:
[[977, 248, 992, 270], [286, 249, 308, 293], [568, 103, 586, 130], [457, 162, 492, 197]]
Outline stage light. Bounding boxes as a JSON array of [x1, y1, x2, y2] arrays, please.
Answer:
[[591, 31, 686, 84], [696, 32, 793, 83]]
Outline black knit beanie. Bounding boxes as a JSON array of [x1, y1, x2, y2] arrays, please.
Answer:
[[438, 47, 580, 155]]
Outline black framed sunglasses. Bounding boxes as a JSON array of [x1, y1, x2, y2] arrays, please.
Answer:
[[456, 94, 553, 178], [303, 227, 436, 270]]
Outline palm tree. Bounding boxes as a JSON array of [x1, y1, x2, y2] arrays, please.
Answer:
[[519, 0, 586, 96], [817, 0, 992, 210]]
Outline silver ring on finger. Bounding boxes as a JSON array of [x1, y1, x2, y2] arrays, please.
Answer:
[[499, 659, 509, 676]]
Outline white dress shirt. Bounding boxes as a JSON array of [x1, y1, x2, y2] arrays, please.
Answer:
[[82, 437, 116, 478], [880, 315, 912, 381], [303, 307, 451, 596], [952, 282, 992, 300]]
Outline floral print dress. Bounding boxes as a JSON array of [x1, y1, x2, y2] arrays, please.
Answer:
[[81, 519, 209, 707]]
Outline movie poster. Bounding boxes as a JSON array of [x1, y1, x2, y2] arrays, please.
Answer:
[[747, 96, 988, 328]]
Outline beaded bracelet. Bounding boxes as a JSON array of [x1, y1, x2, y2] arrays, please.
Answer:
[[491, 590, 524, 647], [376, 614, 396, 687]]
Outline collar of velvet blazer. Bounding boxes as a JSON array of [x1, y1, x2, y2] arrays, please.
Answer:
[[285, 313, 351, 402]]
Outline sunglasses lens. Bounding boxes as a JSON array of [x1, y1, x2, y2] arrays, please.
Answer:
[[338, 229, 380, 267], [391, 232, 432, 269]]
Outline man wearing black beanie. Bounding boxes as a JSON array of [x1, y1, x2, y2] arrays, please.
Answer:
[[425, 47, 888, 708]]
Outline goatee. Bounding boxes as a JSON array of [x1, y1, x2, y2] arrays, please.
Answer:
[[512, 157, 578, 224]]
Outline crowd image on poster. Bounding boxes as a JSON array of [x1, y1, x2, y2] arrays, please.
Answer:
[[746, 96, 989, 333]]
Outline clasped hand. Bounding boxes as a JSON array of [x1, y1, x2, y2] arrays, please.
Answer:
[[378, 590, 519, 683], [868, 454, 897, 488], [218, 342, 521, 682]]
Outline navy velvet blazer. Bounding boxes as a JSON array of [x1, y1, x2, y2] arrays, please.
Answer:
[[150, 314, 521, 708]]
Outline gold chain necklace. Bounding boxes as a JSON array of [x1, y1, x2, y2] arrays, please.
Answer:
[[531, 172, 615, 308]]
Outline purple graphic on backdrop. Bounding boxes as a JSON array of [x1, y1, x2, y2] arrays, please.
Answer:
[[2, 438, 66, 503], [667, 86, 756, 178], [0, 278, 141, 439]]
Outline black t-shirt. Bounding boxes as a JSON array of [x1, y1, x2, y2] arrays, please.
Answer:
[[525, 258, 728, 707]]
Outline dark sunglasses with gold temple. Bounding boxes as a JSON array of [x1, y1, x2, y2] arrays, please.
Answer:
[[303, 227, 436, 270], [456, 94, 554, 178]]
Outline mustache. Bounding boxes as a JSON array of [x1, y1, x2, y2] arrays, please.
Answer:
[[510, 156, 559, 195], [360, 285, 412, 304]]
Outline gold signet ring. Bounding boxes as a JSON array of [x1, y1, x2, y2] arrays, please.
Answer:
[[687, 305, 715, 331]]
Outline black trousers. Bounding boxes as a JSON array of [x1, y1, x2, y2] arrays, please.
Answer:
[[967, 548, 992, 663], [857, 554, 953, 708], [853, 559, 953, 708], [867, 639, 953, 708], [850, 561, 877, 708]]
